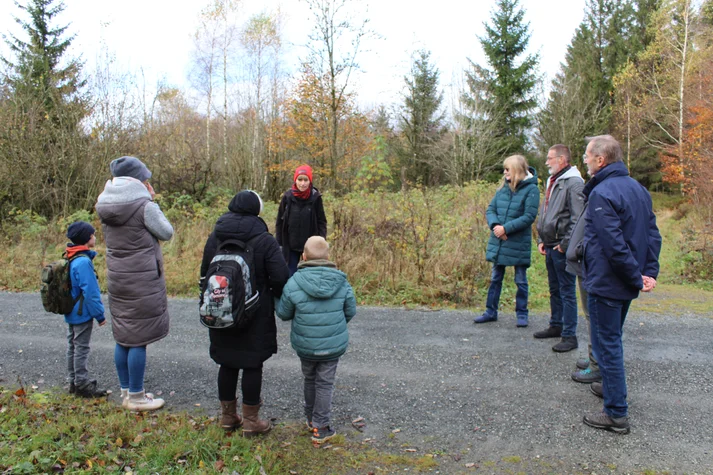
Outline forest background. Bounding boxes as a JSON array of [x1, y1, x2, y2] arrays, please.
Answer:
[[1, 0, 712, 311]]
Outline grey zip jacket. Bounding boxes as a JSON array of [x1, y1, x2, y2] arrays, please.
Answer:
[[536, 166, 585, 251], [96, 177, 174, 347]]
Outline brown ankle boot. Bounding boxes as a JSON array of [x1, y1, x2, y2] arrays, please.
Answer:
[[241, 402, 271, 437], [220, 399, 242, 432]]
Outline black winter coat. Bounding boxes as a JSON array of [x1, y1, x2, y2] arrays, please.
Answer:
[[275, 187, 327, 262], [200, 202, 289, 369]]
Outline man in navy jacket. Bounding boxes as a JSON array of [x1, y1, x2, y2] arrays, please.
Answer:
[[581, 135, 662, 434]]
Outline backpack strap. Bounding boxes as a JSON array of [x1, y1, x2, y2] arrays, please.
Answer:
[[216, 234, 265, 253], [216, 239, 248, 253], [67, 254, 90, 316]]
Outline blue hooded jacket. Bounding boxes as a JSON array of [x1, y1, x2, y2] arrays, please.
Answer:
[[64, 248, 106, 325], [582, 161, 662, 301]]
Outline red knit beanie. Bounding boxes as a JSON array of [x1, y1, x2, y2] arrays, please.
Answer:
[[293, 164, 313, 184]]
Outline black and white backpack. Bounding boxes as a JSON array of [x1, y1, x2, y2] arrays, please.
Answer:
[[199, 236, 261, 329]]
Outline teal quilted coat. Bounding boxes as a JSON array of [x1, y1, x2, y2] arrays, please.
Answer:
[[275, 260, 357, 361], [485, 167, 540, 267]]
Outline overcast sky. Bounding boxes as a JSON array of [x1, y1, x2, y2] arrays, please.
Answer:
[[0, 0, 587, 109]]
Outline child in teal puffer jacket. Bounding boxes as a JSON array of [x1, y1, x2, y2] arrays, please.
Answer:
[[276, 236, 356, 444]]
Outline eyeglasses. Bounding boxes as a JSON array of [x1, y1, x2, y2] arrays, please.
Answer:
[[503, 168, 510, 172]]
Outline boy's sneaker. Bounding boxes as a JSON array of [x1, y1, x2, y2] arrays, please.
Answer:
[[590, 382, 604, 398], [306, 420, 314, 432], [583, 410, 630, 434], [571, 367, 602, 383], [516, 315, 528, 327], [76, 380, 107, 398], [311, 426, 336, 444], [576, 358, 590, 370]]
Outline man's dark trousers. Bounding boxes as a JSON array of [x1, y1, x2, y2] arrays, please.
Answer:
[[546, 246, 578, 337], [588, 293, 631, 418]]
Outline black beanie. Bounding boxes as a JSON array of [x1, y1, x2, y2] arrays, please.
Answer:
[[67, 221, 95, 245], [228, 190, 263, 216]]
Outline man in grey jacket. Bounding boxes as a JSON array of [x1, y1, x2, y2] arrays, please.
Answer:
[[533, 145, 585, 353]]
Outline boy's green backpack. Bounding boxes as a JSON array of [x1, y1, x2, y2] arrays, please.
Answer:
[[41, 253, 84, 315]]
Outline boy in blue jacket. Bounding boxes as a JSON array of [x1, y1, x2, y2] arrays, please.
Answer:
[[276, 236, 357, 443], [64, 221, 107, 398]]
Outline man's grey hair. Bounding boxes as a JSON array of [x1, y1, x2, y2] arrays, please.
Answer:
[[549, 144, 571, 163], [585, 135, 623, 165]]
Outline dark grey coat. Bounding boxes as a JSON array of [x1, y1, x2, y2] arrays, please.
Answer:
[[96, 177, 174, 347], [536, 166, 585, 251]]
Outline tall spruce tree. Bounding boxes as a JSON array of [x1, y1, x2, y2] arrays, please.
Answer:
[[466, 0, 539, 165], [3, 0, 84, 115], [399, 50, 447, 185], [537, 0, 658, 166], [0, 0, 91, 217]]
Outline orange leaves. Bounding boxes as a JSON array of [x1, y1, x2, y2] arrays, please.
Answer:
[[268, 64, 372, 190]]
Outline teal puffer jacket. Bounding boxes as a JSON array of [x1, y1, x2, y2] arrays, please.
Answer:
[[276, 260, 357, 361], [485, 167, 540, 267]]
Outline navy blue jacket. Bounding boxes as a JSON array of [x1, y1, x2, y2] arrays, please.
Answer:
[[485, 167, 540, 267], [582, 161, 662, 301]]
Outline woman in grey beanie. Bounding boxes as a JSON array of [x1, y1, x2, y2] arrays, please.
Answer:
[[96, 156, 174, 412]]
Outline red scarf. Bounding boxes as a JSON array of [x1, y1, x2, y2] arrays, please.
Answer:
[[291, 184, 312, 201], [65, 245, 91, 258]]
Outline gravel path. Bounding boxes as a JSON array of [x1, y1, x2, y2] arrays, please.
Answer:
[[1, 291, 711, 474]]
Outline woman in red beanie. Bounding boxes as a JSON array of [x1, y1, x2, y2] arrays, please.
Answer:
[[275, 165, 328, 275]]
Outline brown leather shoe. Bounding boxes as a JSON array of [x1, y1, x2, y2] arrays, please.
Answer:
[[220, 399, 242, 432], [242, 402, 272, 437]]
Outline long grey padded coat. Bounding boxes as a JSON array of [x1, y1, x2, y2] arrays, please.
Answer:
[[96, 177, 174, 347]]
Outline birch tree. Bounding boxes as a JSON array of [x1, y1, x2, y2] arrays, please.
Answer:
[[301, 0, 373, 190]]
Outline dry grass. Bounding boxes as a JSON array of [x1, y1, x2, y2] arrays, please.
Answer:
[[1, 187, 710, 314]]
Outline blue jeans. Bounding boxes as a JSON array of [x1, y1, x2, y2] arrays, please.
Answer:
[[546, 247, 578, 337], [288, 251, 301, 276], [484, 265, 528, 318], [301, 358, 339, 429], [114, 344, 147, 393], [588, 294, 631, 418], [67, 320, 94, 387]]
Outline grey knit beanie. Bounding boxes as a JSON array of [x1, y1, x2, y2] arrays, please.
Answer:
[[110, 156, 152, 182]]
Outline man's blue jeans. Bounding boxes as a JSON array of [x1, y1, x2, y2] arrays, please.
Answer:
[[546, 247, 578, 337], [588, 294, 631, 419], [484, 265, 528, 318]]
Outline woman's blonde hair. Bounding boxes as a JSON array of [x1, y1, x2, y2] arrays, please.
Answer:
[[500, 155, 529, 191]]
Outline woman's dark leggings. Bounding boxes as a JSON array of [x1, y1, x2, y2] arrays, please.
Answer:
[[218, 365, 262, 405]]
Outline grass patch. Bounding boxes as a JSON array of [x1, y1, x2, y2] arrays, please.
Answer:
[[0, 386, 429, 474], [0, 186, 710, 315]]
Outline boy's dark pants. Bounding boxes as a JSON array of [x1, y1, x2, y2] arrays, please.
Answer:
[[301, 358, 339, 429], [67, 320, 94, 388]]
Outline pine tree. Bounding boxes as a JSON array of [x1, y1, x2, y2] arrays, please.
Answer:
[[3, 0, 85, 115], [0, 0, 91, 218], [399, 50, 447, 185], [537, 0, 658, 167], [466, 0, 539, 163]]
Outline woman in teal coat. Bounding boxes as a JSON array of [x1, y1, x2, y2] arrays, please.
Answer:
[[474, 155, 540, 327]]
